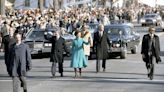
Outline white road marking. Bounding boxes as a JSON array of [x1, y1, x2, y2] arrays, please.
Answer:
[[1, 78, 164, 84]]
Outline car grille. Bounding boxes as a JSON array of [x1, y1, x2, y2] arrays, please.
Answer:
[[146, 19, 153, 23], [34, 43, 43, 48], [25, 42, 34, 48], [25, 41, 44, 49]]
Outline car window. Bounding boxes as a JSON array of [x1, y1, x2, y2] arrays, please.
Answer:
[[26, 31, 45, 40], [106, 27, 127, 35], [144, 15, 156, 18]]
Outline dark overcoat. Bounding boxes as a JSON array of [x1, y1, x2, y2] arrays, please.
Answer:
[[1, 35, 16, 76], [93, 31, 109, 59], [45, 36, 69, 63], [8, 43, 32, 77], [141, 34, 161, 63]]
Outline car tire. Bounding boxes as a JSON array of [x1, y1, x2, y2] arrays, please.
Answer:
[[120, 50, 127, 59], [131, 45, 138, 54], [142, 24, 144, 26]]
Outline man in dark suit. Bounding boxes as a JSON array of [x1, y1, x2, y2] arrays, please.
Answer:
[[141, 27, 161, 78], [8, 33, 32, 92], [93, 24, 110, 73], [1, 27, 16, 76], [44, 30, 69, 77]]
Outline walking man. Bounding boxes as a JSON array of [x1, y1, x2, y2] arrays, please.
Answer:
[[8, 33, 32, 92], [141, 27, 161, 79], [1, 27, 16, 76], [44, 30, 69, 77], [93, 24, 110, 73]]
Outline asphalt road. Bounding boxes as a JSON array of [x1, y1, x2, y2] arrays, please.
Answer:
[[0, 24, 164, 92]]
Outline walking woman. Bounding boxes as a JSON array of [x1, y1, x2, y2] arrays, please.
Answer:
[[71, 30, 90, 77], [81, 24, 93, 60]]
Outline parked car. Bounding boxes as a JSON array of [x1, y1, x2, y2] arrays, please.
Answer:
[[105, 24, 140, 59], [140, 13, 162, 26], [23, 28, 75, 57]]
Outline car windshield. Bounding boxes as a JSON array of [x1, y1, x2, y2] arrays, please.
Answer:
[[88, 24, 98, 29], [106, 27, 128, 36], [26, 31, 45, 40], [88, 24, 98, 31], [144, 14, 156, 18]]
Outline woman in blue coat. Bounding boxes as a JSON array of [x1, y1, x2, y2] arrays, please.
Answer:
[[71, 30, 89, 77]]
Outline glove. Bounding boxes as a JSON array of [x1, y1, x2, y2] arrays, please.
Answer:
[[26, 65, 32, 71]]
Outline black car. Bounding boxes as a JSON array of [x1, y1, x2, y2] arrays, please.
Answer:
[[23, 28, 75, 57], [105, 24, 140, 59]]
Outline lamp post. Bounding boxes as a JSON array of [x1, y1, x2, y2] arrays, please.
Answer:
[[0, 0, 5, 15]]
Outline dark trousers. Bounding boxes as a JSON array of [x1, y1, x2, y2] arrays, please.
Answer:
[[4, 53, 11, 76], [145, 54, 155, 73], [13, 76, 27, 92], [51, 62, 63, 76], [96, 59, 106, 72]]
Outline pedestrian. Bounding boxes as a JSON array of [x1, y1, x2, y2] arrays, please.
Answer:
[[93, 24, 110, 73], [44, 30, 69, 77], [0, 27, 16, 76], [81, 24, 93, 61], [71, 30, 89, 78], [8, 33, 32, 92], [141, 27, 161, 79]]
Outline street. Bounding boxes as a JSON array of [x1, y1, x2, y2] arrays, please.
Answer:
[[0, 24, 164, 92]]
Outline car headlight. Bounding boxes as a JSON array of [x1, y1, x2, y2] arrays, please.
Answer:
[[152, 19, 156, 22], [112, 43, 121, 48], [140, 19, 145, 23], [44, 43, 52, 47]]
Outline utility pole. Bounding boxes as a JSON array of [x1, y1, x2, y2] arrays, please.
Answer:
[[0, 0, 5, 15]]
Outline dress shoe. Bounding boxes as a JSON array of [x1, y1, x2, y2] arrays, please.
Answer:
[[20, 82, 23, 87], [24, 89, 27, 92], [103, 68, 106, 72], [60, 73, 63, 77]]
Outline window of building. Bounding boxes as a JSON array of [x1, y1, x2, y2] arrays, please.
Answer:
[[25, 0, 30, 6]]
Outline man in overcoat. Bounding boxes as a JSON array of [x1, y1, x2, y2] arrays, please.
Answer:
[[44, 30, 69, 77], [8, 33, 32, 92], [93, 24, 110, 73], [1, 27, 16, 76], [141, 27, 161, 78]]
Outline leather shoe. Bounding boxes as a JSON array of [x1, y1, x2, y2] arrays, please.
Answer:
[[60, 73, 63, 77], [103, 68, 106, 72]]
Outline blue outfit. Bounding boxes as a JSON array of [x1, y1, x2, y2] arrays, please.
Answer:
[[71, 38, 88, 68]]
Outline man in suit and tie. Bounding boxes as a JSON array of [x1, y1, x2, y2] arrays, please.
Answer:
[[93, 24, 110, 73], [141, 27, 161, 78], [44, 30, 69, 77]]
